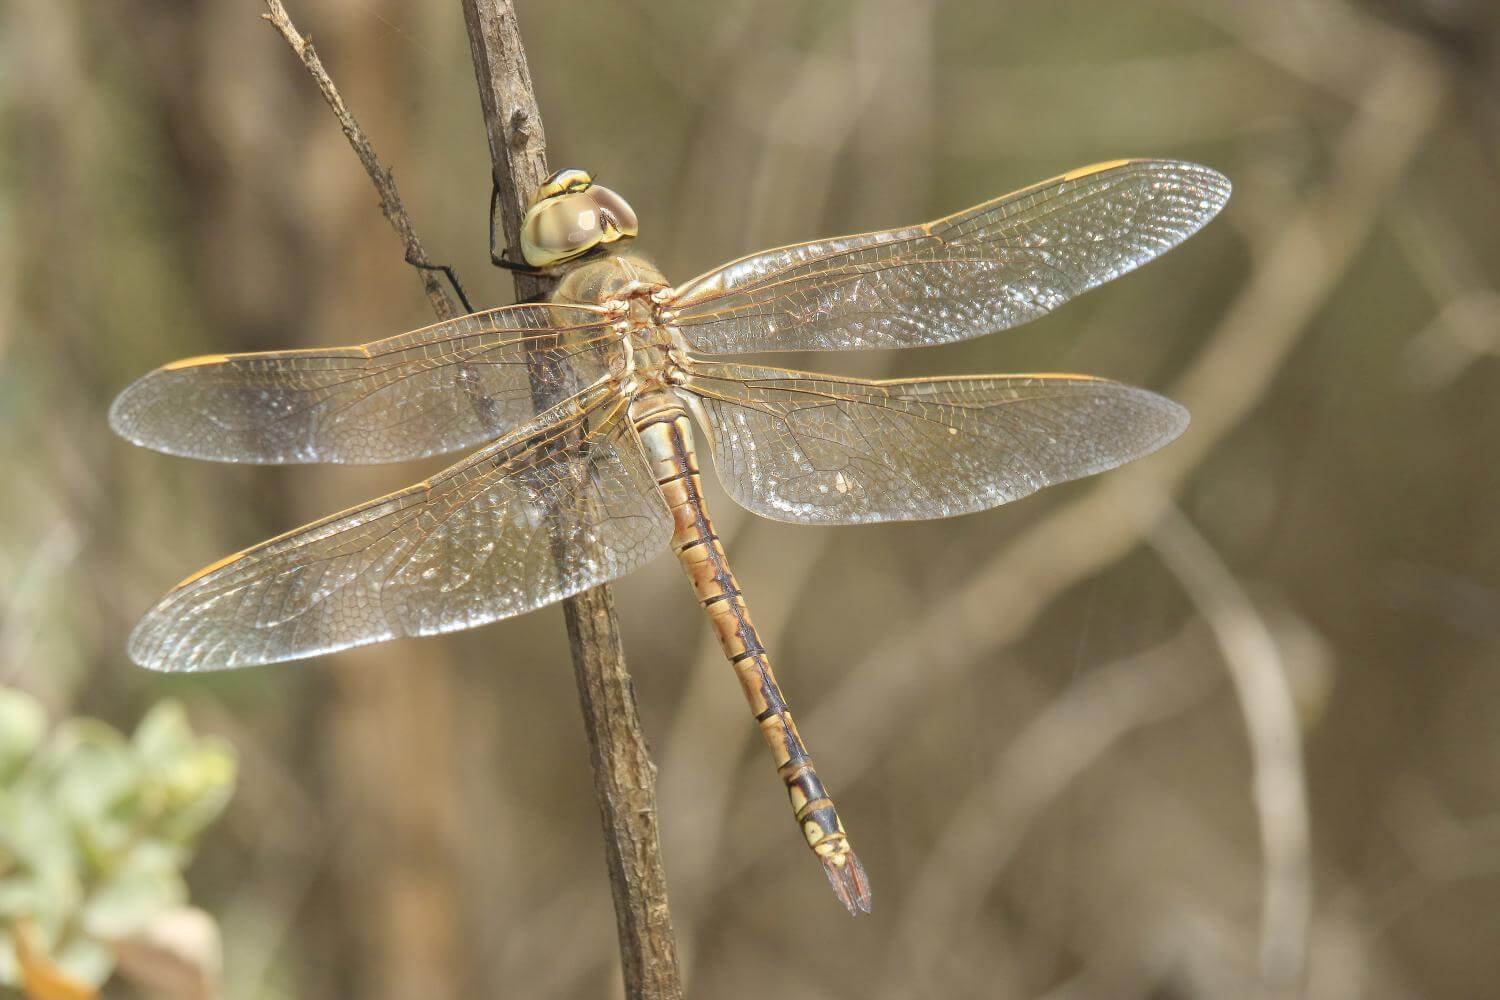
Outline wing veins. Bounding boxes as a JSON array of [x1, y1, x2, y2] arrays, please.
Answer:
[[182, 382, 613, 608], [667, 160, 1229, 355], [672, 169, 1155, 316], [368, 394, 630, 602]]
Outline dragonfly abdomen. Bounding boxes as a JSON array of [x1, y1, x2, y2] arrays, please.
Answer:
[[629, 392, 872, 914]]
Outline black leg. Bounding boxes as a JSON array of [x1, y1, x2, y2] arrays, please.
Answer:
[[492, 250, 540, 273], [489, 178, 543, 274], [406, 252, 475, 314]]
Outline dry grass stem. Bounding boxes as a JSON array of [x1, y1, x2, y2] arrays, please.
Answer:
[[1152, 508, 1312, 997]]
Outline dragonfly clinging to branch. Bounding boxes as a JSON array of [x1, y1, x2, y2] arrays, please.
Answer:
[[111, 159, 1230, 914]]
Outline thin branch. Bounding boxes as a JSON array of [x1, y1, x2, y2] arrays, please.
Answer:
[[458, 3, 683, 998], [259, 2, 680, 993], [261, 0, 459, 321]]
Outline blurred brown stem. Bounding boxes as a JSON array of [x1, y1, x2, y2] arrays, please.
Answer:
[[1151, 508, 1310, 997], [459, 3, 682, 998]]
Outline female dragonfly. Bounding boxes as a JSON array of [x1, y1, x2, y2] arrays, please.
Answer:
[[112, 159, 1229, 914]]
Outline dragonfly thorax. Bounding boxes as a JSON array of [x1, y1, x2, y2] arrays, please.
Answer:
[[551, 251, 669, 310], [551, 252, 685, 389]]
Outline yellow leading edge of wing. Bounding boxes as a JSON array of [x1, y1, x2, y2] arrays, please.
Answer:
[[171, 548, 248, 591], [1060, 158, 1135, 181], [162, 354, 232, 371]]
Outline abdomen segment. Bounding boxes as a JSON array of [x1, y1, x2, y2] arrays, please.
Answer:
[[630, 392, 872, 914]]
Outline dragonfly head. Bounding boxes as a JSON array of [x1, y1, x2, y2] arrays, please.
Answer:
[[520, 168, 639, 268]]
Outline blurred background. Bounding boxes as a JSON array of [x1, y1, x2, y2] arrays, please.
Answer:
[[3, 0, 1499, 996]]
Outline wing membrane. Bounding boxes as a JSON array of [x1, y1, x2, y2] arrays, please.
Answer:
[[127, 384, 670, 671], [683, 361, 1187, 524], [669, 160, 1229, 354], [110, 303, 619, 464]]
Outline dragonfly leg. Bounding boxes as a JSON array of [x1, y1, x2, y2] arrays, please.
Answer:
[[405, 252, 475, 314], [634, 402, 872, 914], [489, 177, 545, 274]]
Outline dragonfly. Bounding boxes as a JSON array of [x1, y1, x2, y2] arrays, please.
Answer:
[[111, 159, 1229, 914]]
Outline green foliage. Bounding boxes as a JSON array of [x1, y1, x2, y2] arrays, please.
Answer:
[[0, 689, 236, 989]]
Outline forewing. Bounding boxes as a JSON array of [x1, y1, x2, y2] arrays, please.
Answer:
[[127, 386, 670, 671], [669, 160, 1229, 353], [110, 303, 618, 464], [683, 362, 1187, 524]]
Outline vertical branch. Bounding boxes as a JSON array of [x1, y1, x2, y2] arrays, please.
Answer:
[[262, 0, 679, 993], [458, 3, 683, 998]]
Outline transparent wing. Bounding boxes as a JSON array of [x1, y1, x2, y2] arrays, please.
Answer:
[[127, 385, 670, 672], [669, 160, 1229, 354], [682, 361, 1187, 524], [110, 303, 619, 464]]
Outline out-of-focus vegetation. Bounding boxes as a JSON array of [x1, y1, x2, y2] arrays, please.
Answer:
[[2, 0, 1498, 997], [0, 690, 235, 997]]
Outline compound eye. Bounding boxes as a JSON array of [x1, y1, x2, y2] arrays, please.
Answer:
[[521, 192, 603, 267], [587, 185, 639, 239]]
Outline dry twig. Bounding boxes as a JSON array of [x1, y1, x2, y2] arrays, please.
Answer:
[[459, 3, 683, 997], [262, 0, 460, 321], [259, 0, 680, 994]]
